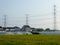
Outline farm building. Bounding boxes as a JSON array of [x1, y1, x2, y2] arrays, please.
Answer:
[[21, 25, 31, 32]]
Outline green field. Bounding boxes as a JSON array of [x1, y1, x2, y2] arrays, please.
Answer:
[[0, 34, 60, 45]]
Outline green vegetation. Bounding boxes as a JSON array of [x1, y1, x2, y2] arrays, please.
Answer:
[[0, 34, 60, 45]]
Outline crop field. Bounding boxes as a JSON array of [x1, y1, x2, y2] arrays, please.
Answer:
[[0, 34, 60, 45]]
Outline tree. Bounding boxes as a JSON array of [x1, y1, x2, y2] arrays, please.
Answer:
[[36, 28, 44, 32], [45, 28, 50, 31], [31, 28, 36, 31], [0, 26, 2, 28]]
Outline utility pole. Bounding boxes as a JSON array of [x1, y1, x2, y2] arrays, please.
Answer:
[[26, 14, 28, 25], [54, 5, 56, 30], [4, 15, 7, 27]]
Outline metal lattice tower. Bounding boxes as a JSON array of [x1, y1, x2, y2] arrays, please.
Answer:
[[26, 14, 28, 25], [54, 5, 56, 30], [4, 15, 7, 27]]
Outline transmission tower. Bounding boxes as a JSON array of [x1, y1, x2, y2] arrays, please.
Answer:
[[4, 15, 7, 27], [54, 5, 56, 30], [26, 14, 28, 25]]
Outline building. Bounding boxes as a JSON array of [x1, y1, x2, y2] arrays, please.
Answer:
[[3, 26, 21, 32], [0, 26, 4, 31], [21, 25, 31, 32]]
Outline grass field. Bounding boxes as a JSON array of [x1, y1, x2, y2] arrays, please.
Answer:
[[0, 34, 60, 45]]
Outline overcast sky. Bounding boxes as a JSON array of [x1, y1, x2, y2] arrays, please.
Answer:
[[0, 0, 60, 29]]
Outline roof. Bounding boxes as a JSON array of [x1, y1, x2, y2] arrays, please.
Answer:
[[21, 25, 31, 31], [3, 26, 20, 29]]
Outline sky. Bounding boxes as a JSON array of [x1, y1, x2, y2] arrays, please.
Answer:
[[0, 0, 60, 30]]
